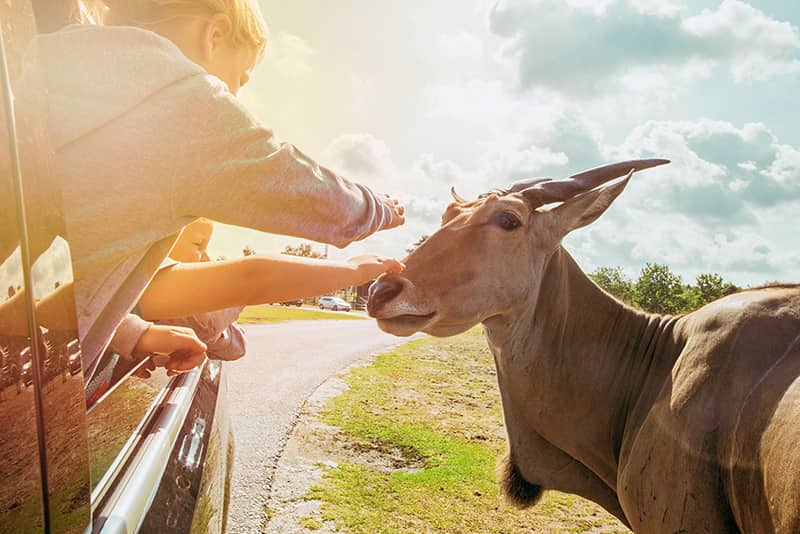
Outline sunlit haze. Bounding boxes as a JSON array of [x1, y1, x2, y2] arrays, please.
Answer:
[[207, 0, 800, 287]]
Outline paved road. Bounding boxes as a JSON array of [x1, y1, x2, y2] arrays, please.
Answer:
[[225, 320, 410, 533]]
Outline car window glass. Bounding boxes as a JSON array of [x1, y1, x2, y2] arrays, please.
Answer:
[[86, 366, 172, 493]]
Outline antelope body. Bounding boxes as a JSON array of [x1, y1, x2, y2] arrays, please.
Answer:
[[368, 160, 800, 533]]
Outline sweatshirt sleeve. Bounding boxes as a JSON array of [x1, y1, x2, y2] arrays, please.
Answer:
[[154, 307, 245, 360], [166, 75, 394, 248], [204, 323, 247, 361], [107, 313, 152, 360]]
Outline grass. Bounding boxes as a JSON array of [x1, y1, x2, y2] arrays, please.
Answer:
[[237, 304, 366, 324], [299, 515, 324, 530], [87, 377, 163, 488], [306, 329, 630, 533]]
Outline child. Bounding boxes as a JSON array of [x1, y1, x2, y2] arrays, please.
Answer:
[[20, 0, 405, 377], [131, 217, 404, 376]]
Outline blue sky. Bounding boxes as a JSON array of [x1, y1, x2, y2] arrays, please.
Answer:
[[212, 0, 800, 287]]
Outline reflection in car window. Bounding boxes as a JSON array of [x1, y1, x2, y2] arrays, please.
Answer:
[[87, 366, 171, 492], [0, 259, 45, 532], [1, 6, 91, 529]]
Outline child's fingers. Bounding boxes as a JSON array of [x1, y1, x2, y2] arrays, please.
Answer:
[[380, 258, 406, 273], [165, 348, 207, 375], [380, 194, 405, 228]]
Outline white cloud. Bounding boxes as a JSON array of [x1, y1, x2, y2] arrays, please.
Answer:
[[682, 0, 800, 80], [490, 0, 800, 99], [266, 32, 314, 79], [30, 238, 72, 299], [608, 119, 800, 215], [762, 144, 800, 184], [483, 144, 568, 180], [415, 154, 463, 185], [439, 31, 484, 60], [0, 247, 22, 300], [323, 133, 394, 183], [557, 117, 799, 285], [629, 0, 685, 18]]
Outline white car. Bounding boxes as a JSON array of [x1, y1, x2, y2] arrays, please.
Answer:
[[318, 296, 351, 311]]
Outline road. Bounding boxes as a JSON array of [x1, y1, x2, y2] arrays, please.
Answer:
[[225, 320, 410, 533]]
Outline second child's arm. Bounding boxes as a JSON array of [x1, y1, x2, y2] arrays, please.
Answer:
[[138, 254, 403, 321]]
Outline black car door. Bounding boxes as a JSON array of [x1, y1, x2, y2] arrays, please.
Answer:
[[1, 2, 91, 532]]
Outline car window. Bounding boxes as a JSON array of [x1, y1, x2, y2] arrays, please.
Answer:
[[87, 366, 172, 493]]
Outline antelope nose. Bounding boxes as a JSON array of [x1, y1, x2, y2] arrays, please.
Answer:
[[368, 275, 405, 317]]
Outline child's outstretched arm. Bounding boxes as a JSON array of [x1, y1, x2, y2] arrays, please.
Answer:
[[160, 77, 404, 247], [138, 254, 404, 320]]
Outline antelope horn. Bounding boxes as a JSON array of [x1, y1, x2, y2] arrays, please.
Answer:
[[450, 186, 467, 204], [519, 158, 669, 204]]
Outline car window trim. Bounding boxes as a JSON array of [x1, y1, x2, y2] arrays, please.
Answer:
[[89, 371, 176, 506], [91, 365, 203, 533], [86, 356, 153, 413]]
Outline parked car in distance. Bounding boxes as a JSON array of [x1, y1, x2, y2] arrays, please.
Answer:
[[279, 299, 303, 307], [318, 296, 351, 312], [67, 339, 82, 375]]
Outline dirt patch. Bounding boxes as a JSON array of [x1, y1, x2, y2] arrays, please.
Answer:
[[265, 357, 427, 533], [263, 371, 366, 532], [264, 332, 629, 533]]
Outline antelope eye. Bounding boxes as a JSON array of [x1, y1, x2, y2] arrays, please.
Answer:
[[493, 211, 521, 231]]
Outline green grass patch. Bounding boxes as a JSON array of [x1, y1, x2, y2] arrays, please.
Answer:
[[298, 515, 324, 530], [237, 304, 366, 324], [307, 329, 630, 533]]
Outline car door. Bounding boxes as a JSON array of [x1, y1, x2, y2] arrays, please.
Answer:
[[1, 2, 232, 532], [1, 1, 91, 532]]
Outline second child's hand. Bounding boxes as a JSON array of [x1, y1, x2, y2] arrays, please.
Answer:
[[347, 255, 405, 286], [132, 324, 207, 377]]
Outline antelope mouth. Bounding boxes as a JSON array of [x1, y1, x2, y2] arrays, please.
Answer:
[[375, 311, 437, 335]]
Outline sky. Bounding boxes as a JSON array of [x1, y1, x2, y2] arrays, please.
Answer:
[[208, 0, 800, 287]]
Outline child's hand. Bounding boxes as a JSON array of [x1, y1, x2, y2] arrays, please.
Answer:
[[347, 255, 405, 285], [133, 357, 157, 379], [133, 324, 207, 376], [382, 194, 405, 229]]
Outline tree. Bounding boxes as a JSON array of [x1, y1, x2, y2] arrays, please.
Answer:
[[406, 235, 429, 254], [243, 245, 256, 257], [282, 243, 324, 259], [694, 272, 739, 307], [588, 266, 634, 304], [633, 263, 686, 314]]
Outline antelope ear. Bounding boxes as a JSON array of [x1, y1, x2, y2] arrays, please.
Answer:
[[544, 172, 631, 238]]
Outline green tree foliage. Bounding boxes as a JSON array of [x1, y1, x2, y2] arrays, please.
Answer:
[[633, 263, 686, 314], [588, 266, 634, 304], [694, 272, 739, 307], [591, 264, 742, 314], [282, 242, 324, 259]]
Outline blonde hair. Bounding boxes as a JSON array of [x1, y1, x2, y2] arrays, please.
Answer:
[[102, 0, 268, 57]]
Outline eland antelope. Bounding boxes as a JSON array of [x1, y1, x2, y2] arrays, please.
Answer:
[[368, 160, 800, 533]]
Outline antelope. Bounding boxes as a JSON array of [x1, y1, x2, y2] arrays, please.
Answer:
[[367, 160, 800, 533]]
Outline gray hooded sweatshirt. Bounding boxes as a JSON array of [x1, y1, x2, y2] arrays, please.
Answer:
[[23, 25, 393, 373]]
